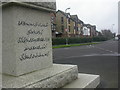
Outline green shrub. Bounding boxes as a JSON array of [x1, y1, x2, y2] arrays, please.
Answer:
[[52, 37, 107, 45], [92, 37, 107, 41], [52, 38, 66, 45], [68, 37, 92, 44]]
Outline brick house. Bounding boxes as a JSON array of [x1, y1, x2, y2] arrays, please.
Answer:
[[56, 10, 76, 37], [82, 24, 97, 37], [82, 24, 90, 37], [90, 25, 96, 37], [56, 10, 97, 38]]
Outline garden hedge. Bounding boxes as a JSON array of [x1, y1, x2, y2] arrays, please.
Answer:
[[52, 37, 107, 45]]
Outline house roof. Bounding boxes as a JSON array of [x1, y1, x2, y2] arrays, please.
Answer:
[[57, 10, 75, 21], [57, 10, 84, 24], [71, 15, 78, 21], [78, 19, 84, 24], [71, 15, 84, 24], [56, 10, 70, 17]]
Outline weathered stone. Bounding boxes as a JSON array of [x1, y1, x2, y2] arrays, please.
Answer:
[[1, 0, 56, 10], [27, 2, 56, 10], [0, 3, 2, 90], [63, 73, 100, 88], [2, 1, 54, 76], [2, 64, 78, 88]]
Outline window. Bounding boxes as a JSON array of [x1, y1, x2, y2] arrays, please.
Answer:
[[51, 17, 54, 23], [61, 17, 64, 24], [69, 26, 70, 32], [61, 25, 64, 32], [51, 24, 53, 31], [76, 27, 78, 31], [68, 18, 70, 24]]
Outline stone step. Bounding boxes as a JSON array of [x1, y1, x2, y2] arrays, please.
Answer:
[[2, 64, 78, 88], [1, 64, 100, 89], [63, 73, 100, 88]]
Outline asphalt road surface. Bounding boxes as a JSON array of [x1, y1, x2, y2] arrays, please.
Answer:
[[53, 40, 119, 88]]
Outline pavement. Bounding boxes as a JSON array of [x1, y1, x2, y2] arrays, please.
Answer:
[[53, 40, 119, 88]]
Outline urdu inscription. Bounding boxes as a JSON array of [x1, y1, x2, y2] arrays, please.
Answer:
[[17, 21, 51, 61]]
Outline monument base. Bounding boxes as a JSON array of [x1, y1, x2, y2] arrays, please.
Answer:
[[1, 64, 100, 89], [2, 64, 78, 88], [63, 73, 100, 88]]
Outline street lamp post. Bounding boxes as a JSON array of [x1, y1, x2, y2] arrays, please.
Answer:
[[65, 7, 70, 45], [112, 24, 115, 38], [112, 24, 115, 31]]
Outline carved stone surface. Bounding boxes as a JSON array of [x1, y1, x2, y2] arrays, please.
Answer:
[[1, 0, 56, 10], [2, 64, 78, 88], [2, 1, 54, 76], [27, 2, 56, 10]]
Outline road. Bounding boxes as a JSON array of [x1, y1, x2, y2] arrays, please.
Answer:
[[53, 40, 119, 88]]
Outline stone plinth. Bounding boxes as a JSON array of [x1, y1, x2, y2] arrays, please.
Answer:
[[2, 2, 55, 76], [63, 73, 100, 88], [1, 64, 100, 89], [2, 64, 78, 88]]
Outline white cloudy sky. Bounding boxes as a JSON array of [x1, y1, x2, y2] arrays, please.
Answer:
[[56, 0, 119, 34]]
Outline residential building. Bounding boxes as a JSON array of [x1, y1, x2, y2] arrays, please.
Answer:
[[69, 17, 76, 37], [71, 15, 79, 36], [71, 15, 84, 37], [56, 10, 75, 37], [82, 24, 97, 37], [96, 31, 102, 37], [96, 31, 99, 36], [82, 24, 90, 36], [90, 25, 96, 37], [55, 10, 97, 38], [78, 19, 84, 37]]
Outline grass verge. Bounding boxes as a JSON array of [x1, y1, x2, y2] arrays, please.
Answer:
[[53, 42, 99, 49]]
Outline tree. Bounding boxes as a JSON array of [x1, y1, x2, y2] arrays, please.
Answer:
[[101, 29, 114, 39]]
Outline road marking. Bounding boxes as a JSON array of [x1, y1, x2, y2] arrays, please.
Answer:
[[84, 53, 120, 57], [94, 46, 117, 53], [64, 48, 70, 49]]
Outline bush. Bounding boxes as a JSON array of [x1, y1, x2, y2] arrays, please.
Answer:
[[92, 37, 107, 41], [52, 37, 107, 45], [52, 38, 66, 45], [68, 37, 92, 44]]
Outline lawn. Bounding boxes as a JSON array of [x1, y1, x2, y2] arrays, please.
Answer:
[[53, 42, 99, 49]]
